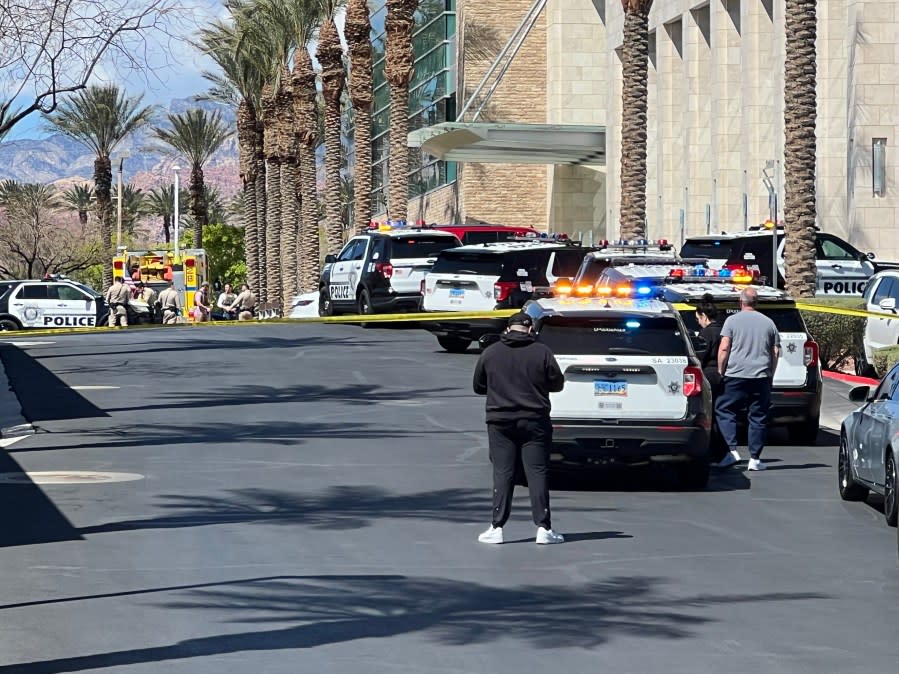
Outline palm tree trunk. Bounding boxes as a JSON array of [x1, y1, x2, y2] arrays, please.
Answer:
[[317, 17, 347, 256], [78, 210, 88, 226], [783, 0, 818, 298], [298, 143, 320, 293], [238, 100, 260, 292], [94, 155, 114, 291], [266, 160, 283, 306], [163, 214, 171, 243], [281, 159, 299, 312], [618, 1, 652, 240], [190, 164, 206, 249], [385, 0, 418, 225], [346, 0, 373, 233], [255, 119, 268, 299]]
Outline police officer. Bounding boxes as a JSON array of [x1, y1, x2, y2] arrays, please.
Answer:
[[134, 281, 159, 323], [104, 276, 130, 328], [228, 284, 256, 321], [472, 312, 566, 545], [158, 281, 181, 325]]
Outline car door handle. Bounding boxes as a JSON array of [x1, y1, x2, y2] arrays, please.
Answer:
[[832, 264, 843, 270], [57, 303, 66, 307]]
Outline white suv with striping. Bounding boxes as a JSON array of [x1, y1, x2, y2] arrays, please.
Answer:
[[517, 296, 712, 489]]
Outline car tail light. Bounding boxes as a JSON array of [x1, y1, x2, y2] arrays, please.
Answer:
[[683, 366, 703, 397], [803, 339, 819, 367], [494, 281, 517, 302], [375, 263, 393, 279]]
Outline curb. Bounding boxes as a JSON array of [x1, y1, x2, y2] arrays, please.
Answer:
[[822, 371, 878, 387]]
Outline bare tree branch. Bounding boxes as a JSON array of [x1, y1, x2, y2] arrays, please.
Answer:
[[0, 0, 180, 140]]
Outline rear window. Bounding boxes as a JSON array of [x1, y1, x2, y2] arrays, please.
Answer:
[[537, 316, 690, 356], [573, 258, 608, 284], [431, 251, 503, 276], [390, 235, 460, 259], [680, 239, 738, 260], [678, 306, 806, 334], [552, 250, 589, 278]]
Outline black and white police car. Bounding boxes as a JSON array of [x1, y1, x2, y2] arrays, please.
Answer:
[[514, 296, 712, 488], [421, 235, 593, 352], [565, 239, 680, 294], [680, 226, 899, 297], [589, 264, 823, 444], [0, 277, 106, 331], [318, 224, 461, 316]]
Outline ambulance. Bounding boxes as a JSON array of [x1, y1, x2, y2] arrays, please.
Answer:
[[112, 249, 209, 322]]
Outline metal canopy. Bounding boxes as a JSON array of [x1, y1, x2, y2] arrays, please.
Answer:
[[407, 122, 606, 166]]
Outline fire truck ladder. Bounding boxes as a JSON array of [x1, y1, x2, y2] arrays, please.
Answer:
[[456, 0, 548, 123]]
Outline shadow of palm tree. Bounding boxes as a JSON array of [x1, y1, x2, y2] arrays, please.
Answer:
[[78, 486, 613, 536], [0, 574, 827, 672]]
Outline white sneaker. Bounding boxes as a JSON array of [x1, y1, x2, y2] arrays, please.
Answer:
[[716, 449, 741, 468], [748, 458, 767, 471], [536, 527, 565, 545], [478, 525, 503, 544]]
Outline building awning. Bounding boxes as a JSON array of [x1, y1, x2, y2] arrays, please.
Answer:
[[408, 122, 606, 166]]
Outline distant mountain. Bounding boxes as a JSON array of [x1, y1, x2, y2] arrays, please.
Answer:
[[0, 97, 240, 198]]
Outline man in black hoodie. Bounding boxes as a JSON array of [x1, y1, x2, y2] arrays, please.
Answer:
[[473, 312, 566, 545]]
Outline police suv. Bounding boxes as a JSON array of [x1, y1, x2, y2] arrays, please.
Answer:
[[517, 296, 712, 488], [0, 277, 106, 331], [591, 264, 823, 444], [421, 235, 592, 352], [680, 226, 899, 297], [319, 225, 461, 316], [566, 239, 680, 292]]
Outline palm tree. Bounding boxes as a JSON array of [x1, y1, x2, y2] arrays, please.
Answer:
[[783, 0, 817, 298], [62, 184, 94, 225], [618, 0, 653, 240], [110, 183, 145, 236], [45, 85, 153, 290], [197, 8, 270, 297], [144, 185, 184, 243], [384, 0, 419, 224], [316, 4, 347, 255], [294, 46, 322, 293], [277, 68, 299, 311], [150, 108, 234, 250], [344, 0, 373, 234], [260, 81, 284, 307]]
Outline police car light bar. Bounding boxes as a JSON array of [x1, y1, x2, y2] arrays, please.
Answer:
[[667, 266, 755, 284], [598, 238, 673, 252]]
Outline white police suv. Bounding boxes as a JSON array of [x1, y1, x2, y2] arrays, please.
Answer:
[[421, 236, 592, 352], [517, 296, 712, 488], [566, 239, 680, 293], [319, 224, 461, 316], [0, 277, 105, 331], [588, 264, 822, 444]]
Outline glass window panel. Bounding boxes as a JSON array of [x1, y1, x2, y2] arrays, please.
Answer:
[[411, 45, 449, 90], [414, 16, 448, 54]]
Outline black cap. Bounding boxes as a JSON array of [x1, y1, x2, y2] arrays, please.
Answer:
[[507, 312, 533, 328]]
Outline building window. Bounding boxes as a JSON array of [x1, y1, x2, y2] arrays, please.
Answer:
[[873, 138, 887, 197]]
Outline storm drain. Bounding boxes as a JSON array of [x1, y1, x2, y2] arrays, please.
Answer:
[[0, 471, 144, 485]]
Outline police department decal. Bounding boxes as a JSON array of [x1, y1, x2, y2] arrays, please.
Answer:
[[22, 305, 43, 324]]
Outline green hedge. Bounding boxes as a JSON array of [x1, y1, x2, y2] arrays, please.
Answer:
[[798, 298, 866, 372], [873, 345, 899, 377]]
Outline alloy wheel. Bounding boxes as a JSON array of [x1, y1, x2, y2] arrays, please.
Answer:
[[886, 453, 897, 526]]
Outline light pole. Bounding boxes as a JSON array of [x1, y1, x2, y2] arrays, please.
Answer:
[[172, 165, 181, 260], [115, 152, 130, 251]]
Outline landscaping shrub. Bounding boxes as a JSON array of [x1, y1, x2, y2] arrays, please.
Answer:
[[873, 345, 899, 378], [798, 297, 866, 371]]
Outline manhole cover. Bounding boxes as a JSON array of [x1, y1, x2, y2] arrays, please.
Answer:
[[0, 471, 144, 485]]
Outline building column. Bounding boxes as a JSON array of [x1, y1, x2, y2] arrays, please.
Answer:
[[685, 4, 712, 236]]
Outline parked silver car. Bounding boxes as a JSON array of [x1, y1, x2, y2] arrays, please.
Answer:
[[839, 365, 899, 558]]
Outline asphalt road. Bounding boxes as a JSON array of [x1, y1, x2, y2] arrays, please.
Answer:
[[0, 324, 896, 674]]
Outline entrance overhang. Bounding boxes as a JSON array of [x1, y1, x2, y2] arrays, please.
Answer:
[[408, 122, 606, 166]]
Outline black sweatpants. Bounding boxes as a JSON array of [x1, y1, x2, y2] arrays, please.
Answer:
[[487, 418, 552, 529]]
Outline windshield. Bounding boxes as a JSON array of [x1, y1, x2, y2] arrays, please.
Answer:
[[71, 281, 102, 298], [390, 236, 459, 259], [537, 315, 690, 356], [430, 251, 503, 276], [573, 258, 607, 284], [680, 240, 737, 260], [678, 306, 806, 334]]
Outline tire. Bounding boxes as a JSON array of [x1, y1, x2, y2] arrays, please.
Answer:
[[885, 451, 898, 527], [855, 355, 877, 379], [839, 433, 868, 501], [787, 417, 819, 446], [437, 336, 471, 353], [357, 289, 374, 315], [318, 288, 333, 317], [0, 317, 21, 331], [677, 459, 710, 490]]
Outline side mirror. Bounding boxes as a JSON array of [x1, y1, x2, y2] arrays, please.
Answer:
[[867, 251, 876, 260], [324, 254, 337, 264], [879, 297, 897, 311], [848, 385, 872, 403], [478, 333, 502, 349]]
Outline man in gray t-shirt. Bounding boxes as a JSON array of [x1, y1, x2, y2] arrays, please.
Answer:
[[715, 288, 781, 471]]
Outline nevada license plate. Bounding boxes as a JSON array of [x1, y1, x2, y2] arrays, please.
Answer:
[[449, 288, 465, 298], [594, 380, 627, 396]]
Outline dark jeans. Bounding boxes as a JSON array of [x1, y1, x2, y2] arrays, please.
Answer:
[[716, 376, 773, 460], [487, 418, 552, 529], [704, 368, 727, 463]]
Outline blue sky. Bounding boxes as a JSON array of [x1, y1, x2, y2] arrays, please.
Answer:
[[5, 0, 226, 141]]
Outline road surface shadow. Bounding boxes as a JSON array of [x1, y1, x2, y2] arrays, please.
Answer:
[[76, 486, 610, 536], [550, 464, 751, 492], [0, 345, 107, 422], [503, 531, 633, 544], [0, 574, 827, 673]]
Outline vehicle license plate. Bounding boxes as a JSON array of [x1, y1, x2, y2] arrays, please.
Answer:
[[449, 288, 465, 298], [594, 380, 627, 396]]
